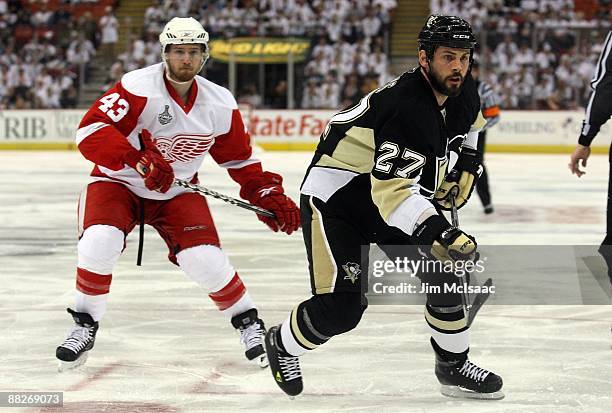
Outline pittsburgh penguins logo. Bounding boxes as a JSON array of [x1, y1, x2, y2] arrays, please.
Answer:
[[342, 262, 362, 284]]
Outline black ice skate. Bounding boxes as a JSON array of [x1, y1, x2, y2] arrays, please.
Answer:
[[231, 309, 268, 367], [435, 352, 504, 400], [56, 308, 98, 372], [265, 326, 303, 397]]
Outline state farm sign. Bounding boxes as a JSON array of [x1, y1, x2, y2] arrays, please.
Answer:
[[249, 110, 334, 143]]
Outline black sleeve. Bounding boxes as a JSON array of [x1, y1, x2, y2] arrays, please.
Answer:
[[579, 31, 612, 146]]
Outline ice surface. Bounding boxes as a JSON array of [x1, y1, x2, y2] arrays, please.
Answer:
[[0, 151, 610, 412]]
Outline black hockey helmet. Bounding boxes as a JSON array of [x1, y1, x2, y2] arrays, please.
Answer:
[[418, 15, 476, 59]]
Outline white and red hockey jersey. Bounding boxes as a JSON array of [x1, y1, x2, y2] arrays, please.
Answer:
[[76, 62, 262, 200]]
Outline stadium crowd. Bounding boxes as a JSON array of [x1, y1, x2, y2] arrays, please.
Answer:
[[1, 0, 610, 110], [0, 0, 114, 109], [131, 0, 398, 109], [431, 0, 611, 109]]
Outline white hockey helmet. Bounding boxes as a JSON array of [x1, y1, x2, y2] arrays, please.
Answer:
[[159, 17, 210, 67]]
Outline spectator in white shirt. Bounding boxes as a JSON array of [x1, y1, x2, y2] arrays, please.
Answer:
[[66, 43, 89, 67], [535, 44, 555, 70], [37, 67, 54, 90], [495, 34, 519, 56], [144, 0, 165, 24], [301, 79, 322, 109], [31, 1, 53, 27], [312, 37, 334, 62], [326, 15, 343, 43], [269, 11, 290, 36], [7, 65, 33, 89], [99, 6, 119, 64], [534, 76, 556, 109], [320, 78, 340, 109], [304, 51, 330, 78], [353, 53, 369, 77], [292, 0, 314, 22], [514, 44, 535, 67], [361, 7, 381, 39], [555, 55, 573, 84], [369, 49, 387, 85], [68, 33, 95, 63], [58, 67, 74, 92], [329, 0, 349, 22], [338, 41, 356, 65]]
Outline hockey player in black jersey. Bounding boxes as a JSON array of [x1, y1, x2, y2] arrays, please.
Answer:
[[265, 15, 503, 399]]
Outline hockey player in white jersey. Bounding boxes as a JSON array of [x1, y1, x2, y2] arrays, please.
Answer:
[[56, 17, 300, 370]]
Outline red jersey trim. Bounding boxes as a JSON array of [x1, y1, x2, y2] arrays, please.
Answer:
[[91, 166, 134, 186], [163, 72, 198, 114]]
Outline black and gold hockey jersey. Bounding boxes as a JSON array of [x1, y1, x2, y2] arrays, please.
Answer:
[[300, 67, 482, 236]]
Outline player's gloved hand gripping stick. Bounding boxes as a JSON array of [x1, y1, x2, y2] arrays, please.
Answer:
[[435, 147, 482, 210]]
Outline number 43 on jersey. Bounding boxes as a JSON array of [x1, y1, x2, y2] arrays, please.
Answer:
[[98, 93, 129, 122]]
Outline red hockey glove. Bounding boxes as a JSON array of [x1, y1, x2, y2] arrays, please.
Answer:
[[124, 129, 175, 193], [240, 172, 300, 235]]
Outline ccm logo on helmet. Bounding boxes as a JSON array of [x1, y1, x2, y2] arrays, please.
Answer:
[[453, 34, 470, 39]]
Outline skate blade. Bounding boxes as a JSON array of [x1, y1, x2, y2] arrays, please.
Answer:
[[440, 385, 505, 400], [256, 354, 269, 368], [57, 353, 88, 372]]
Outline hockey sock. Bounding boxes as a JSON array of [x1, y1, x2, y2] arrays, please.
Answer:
[[279, 300, 332, 357], [208, 273, 256, 319], [425, 304, 470, 355], [431, 337, 469, 364], [75, 268, 111, 322]]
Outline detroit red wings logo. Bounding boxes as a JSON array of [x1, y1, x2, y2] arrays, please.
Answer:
[[154, 133, 214, 163]]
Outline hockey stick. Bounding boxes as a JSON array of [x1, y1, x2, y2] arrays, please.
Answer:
[[449, 193, 492, 327], [467, 278, 492, 327], [449, 194, 472, 320], [174, 179, 275, 218]]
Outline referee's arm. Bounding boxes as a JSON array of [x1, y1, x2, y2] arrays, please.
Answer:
[[480, 82, 501, 130], [570, 31, 612, 177], [580, 31, 612, 146]]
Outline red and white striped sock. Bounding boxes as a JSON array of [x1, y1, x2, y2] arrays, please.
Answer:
[[75, 267, 112, 322], [208, 273, 255, 319]]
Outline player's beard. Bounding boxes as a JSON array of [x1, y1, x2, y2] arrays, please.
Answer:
[[167, 63, 199, 83], [426, 62, 464, 97]]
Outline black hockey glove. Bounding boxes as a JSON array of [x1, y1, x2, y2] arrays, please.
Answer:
[[435, 147, 482, 210], [412, 215, 477, 264]]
